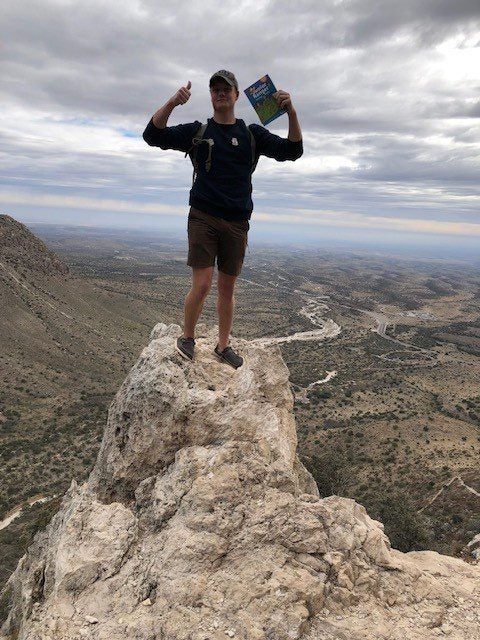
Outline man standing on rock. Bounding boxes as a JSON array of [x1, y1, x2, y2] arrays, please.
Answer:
[[143, 70, 303, 368]]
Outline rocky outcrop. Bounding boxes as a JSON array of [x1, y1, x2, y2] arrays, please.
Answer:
[[465, 533, 480, 564], [2, 324, 480, 640]]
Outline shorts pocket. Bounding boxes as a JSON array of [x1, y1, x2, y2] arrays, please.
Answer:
[[231, 219, 249, 232]]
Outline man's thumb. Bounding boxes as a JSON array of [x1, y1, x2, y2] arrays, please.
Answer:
[[186, 81, 191, 90]]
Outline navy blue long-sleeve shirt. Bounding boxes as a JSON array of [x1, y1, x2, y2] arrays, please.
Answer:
[[143, 117, 303, 221]]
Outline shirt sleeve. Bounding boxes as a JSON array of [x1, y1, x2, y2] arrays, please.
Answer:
[[249, 123, 303, 162], [142, 119, 202, 153]]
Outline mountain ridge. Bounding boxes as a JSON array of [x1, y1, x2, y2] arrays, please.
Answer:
[[0, 215, 68, 277]]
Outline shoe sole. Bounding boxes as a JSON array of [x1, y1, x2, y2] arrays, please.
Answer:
[[175, 343, 194, 361], [214, 351, 242, 370]]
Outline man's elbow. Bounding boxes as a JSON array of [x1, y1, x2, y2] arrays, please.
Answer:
[[142, 132, 170, 149], [292, 147, 303, 161], [142, 131, 155, 146], [290, 144, 303, 161]]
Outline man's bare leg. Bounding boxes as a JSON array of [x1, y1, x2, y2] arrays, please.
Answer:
[[217, 271, 237, 351], [183, 266, 214, 338]]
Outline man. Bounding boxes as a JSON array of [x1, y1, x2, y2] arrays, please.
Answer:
[[143, 70, 303, 368]]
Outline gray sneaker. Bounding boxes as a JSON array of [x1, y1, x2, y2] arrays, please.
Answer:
[[214, 344, 243, 369], [176, 336, 195, 361]]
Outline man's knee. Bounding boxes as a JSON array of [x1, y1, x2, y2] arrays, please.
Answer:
[[189, 266, 213, 300], [192, 280, 211, 299], [217, 273, 236, 299]]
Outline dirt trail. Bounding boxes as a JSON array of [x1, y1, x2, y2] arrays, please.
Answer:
[[418, 475, 480, 513], [0, 494, 55, 532]]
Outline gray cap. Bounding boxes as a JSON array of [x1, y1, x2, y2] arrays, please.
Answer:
[[209, 70, 238, 91]]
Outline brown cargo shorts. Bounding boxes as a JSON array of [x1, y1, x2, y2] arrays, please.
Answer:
[[187, 207, 249, 277]]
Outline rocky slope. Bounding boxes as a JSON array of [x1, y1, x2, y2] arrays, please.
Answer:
[[0, 215, 68, 276], [1, 324, 479, 640], [0, 215, 165, 527]]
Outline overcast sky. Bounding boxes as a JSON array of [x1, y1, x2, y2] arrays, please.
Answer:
[[1, 0, 479, 250]]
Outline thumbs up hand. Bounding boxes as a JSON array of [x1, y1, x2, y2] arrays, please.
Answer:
[[171, 81, 192, 107]]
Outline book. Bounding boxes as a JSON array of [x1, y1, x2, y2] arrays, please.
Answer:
[[243, 74, 287, 126]]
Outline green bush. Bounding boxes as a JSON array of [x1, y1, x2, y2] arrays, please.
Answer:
[[365, 491, 433, 552], [307, 451, 349, 497]]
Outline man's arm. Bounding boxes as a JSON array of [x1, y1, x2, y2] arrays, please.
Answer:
[[250, 89, 303, 162], [249, 89, 303, 163], [143, 81, 199, 152], [274, 90, 302, 142], [152, 81, 192, 129]]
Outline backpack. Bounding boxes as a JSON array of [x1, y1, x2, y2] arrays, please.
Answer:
[[185, 121, 257, 186]]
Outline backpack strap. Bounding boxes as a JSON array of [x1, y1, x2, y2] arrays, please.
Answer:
[[185, 123, 214, 187], [247, 124, 258, 172]]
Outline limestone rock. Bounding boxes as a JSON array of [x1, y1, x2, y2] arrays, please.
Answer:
[[465, 532, 480, 564], [2, 323, 479, 640], [89, 322, 304, 505]]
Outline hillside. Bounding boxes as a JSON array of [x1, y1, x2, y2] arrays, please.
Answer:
[[0, 215, 68, 276], [0, 215, 179, 592]]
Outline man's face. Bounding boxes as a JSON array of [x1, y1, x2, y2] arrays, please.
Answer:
[[210, 81, 239, 111]]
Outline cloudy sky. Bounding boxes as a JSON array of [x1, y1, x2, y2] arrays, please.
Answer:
[[1, 0, 479, 250]]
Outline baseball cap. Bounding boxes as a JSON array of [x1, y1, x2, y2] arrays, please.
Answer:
[[209, 70, 238, 91]]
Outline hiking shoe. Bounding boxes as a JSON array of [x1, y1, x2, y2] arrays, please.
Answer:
[[176, 336, 195, 361], [214, 344, 243, 369]]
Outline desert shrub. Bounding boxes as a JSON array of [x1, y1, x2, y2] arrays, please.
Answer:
[[365, 491, 433, 552], [308, 450, 349, 497]]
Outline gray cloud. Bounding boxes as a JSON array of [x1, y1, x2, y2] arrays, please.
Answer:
[[0, 0, 479, 244]]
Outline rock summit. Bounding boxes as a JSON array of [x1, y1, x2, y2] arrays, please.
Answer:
[[2, 324, 479, 639]]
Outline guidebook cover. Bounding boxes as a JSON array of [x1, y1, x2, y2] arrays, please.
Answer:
[[244, 74, 286, 126]]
